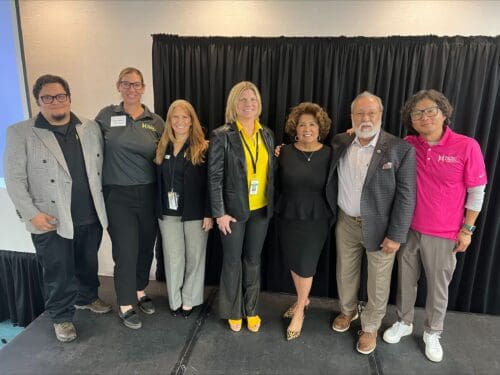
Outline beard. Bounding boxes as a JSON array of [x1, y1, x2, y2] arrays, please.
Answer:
[[50, 112, 69, 123], [355, 121, 381, 139]]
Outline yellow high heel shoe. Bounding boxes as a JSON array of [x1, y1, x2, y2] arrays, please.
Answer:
[[228, 319, 242, 332], [286, 310, 305, 341], [247, 315, 261, 333], [282, 301, 310, 319]]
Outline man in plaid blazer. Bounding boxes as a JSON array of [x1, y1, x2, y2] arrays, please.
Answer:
[[327, 91, 416, 355]]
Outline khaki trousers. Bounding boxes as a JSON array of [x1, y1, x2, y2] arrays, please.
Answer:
[[336, 209, 396, 333], [396, 229, 456, 334]]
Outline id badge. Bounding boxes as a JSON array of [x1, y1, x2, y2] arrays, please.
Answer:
[[168, 191, 179, 210], [249, 178, 259, 196]]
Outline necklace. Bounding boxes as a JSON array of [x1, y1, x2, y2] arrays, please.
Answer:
[[300, 150, 315, 162]]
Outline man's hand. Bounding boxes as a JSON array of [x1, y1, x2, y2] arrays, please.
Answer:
[[31, 212, 57, 231], [202, 217, 213, 232], [274, 144, 284, 157], [380, 237, 400, 254], [454, 231, 472, 253], [216, 215, 237, 235]]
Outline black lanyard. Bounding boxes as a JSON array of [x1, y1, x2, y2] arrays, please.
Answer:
[[239, 130, 260, 175]]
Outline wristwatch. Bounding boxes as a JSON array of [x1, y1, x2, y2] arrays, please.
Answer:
[[462, 224, 476, 233]]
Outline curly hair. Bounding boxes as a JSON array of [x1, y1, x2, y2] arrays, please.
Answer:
[[285, 102, 332, 140], [401, 89, 453, 131]]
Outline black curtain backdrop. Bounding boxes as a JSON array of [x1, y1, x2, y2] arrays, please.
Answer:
[[152, 35, 500, 315], [0, 250, 44, 326]]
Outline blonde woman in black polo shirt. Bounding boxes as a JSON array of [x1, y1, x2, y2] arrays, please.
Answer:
[[155, 99, 213, 318], [95, 67, 164, 329]]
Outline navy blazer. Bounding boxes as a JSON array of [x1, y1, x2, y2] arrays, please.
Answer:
[[326, 130, 416, 251]]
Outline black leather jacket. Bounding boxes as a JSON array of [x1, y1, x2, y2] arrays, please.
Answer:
[[208, 122, 275, 221]]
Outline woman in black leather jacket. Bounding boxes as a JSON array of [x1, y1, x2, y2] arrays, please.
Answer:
[[208, 81, 275, 333]]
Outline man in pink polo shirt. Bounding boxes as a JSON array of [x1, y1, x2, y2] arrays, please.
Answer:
[[382, 90, 487, 362]]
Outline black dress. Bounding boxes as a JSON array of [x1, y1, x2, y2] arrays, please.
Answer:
[[276, 144, 333, 277]]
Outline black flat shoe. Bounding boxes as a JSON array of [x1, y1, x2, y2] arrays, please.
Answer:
[[182, 308, 193, 318], [170, 307, 181, 317], [118, 308, 142, 330], [137, 296, 155, 315]]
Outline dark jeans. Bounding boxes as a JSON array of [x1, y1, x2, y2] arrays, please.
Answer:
[[104, 184, 157, 306], [32, 222, 103, 323], [218, 207, 270, 319]]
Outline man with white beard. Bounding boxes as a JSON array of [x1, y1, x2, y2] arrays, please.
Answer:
[[326, 91, 416, 355]]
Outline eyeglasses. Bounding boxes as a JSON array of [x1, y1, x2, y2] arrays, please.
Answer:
[[353, 111, 380, 119], [410, 106, 439, 121], [40, 94, 69, 104], [119, 81, 144, 90]]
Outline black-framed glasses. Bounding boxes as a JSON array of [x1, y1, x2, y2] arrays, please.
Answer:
[[40, 94, 69, 104], [410, 106, 439, 120], [119, 81, 144, 90]]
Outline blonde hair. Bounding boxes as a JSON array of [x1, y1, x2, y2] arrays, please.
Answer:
[[116, 67, 144, 86], [155, 99, 208, 166], [225, 81, 262, 124]]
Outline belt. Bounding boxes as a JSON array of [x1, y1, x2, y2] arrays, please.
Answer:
[[340, 209, 362, 224]]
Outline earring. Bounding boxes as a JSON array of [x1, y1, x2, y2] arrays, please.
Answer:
[[294, 136, 299, 141], [317, 136, 321, 141]]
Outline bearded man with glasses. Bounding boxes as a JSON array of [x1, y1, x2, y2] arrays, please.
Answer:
[[4, 74, 110, 342], [382, 89, 487, 362], [328, 91, 416, 355]]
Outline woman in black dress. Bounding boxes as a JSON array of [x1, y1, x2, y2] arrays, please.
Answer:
[[276, 102, 334, 340]]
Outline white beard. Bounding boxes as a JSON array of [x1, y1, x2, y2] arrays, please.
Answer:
[[355, 121, 381, 139]]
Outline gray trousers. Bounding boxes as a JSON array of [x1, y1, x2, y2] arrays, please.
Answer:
[[336, 210, 396, 333], [396, 229, 456, 334], [158, 216, 208, 310]]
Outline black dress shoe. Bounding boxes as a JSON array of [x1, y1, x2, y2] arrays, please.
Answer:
[[118, 308, 142, 329], [182, 308, 193, 318], [170, 307, 181, 317], [137, 296, 155, 315]]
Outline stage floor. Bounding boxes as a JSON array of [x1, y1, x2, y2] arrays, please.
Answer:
[[1, 276, 499, 375]]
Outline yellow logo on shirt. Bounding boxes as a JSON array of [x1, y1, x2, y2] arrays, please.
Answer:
[[142, 123, 156, 131]]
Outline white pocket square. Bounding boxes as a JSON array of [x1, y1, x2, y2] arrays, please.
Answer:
[[382, 162, 393, 169]]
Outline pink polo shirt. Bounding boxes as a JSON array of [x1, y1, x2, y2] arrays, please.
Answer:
[[405, 127, 487, 240]]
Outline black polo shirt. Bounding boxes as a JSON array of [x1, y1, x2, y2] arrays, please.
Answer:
[[95, 103, 164, 186], [35, 113, 98, 226]]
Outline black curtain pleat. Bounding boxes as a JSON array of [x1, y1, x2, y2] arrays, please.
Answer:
[[152, 34, 500, 315], [0, 250, 44, 326]]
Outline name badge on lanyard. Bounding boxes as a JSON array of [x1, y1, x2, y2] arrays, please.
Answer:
[[249, 177, 259, 195], [168, 191, 179, 210], [240, 130, 260, 196]]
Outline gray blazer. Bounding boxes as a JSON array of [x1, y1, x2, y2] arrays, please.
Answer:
[[4, 116, 108, 239], [326, 130, 416, 251]]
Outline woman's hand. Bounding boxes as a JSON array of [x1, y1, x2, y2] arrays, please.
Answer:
[[274, 144, 284, 157], [216, 215, 237, 235], [202, 217, 213, 232]]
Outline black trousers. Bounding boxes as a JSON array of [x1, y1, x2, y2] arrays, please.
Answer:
[[31, 222, 103, 323], [104, 184, 157, 306], [218, 207, 270, 319]]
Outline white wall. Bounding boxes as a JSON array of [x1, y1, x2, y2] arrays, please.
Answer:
[[15, 0, 500, 276]]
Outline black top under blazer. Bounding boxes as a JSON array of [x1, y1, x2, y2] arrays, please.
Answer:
[[326, 130, 416, 251], [208, 122, 275, 222], [156, 153, 210, 221]]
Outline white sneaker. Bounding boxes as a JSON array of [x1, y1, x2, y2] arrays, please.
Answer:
[[423, 331, 443, 362], [383, 321, 413, 344]]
